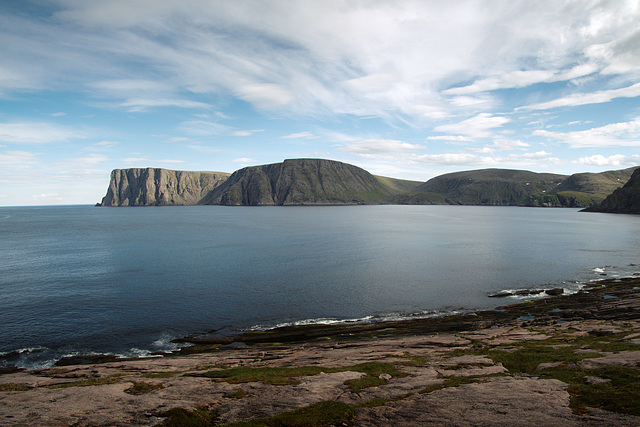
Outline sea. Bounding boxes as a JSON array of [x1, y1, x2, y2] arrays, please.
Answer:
[[1, 205, 639, 369]]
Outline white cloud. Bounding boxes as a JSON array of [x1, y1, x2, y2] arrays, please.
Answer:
[[434, 113, 510, 138], [180, 120, 232, 137], [0, 150, 40, 167], [412, 150, 559, 167], [230, 130, 264, 137], [0, 122, 85, 144], [444, 64, 599, 95], [426, 135, 474, 142], [32, 193, 63, 201], [95, 140, 119, 147], [574, 154, 640, 166], [233, 157, 258, 164], [281, 132, 318, 139], [236, 84, 294, 110], [491, 139, 530, 151], [534, 118, 640, 148], [4, 0, 637, 122], [520, 82, 640, 111], [341, 139, 425, 158], [118, 98, 212, 112]]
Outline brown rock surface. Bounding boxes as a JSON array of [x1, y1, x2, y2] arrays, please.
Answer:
[[2, 278, 640, 425]]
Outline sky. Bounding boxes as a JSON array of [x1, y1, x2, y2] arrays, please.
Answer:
[[1, 0, 639, 206]]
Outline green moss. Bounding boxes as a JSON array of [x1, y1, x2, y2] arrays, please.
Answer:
[[223, 401, 355, 427], [43, 376, 121, 389], [159, 407, 218, 427], [197, 366, 325, 386], [125, 381, 164, 394], [197, 361, 407, 391], [0, 383, 30, 392], [421, 376, 489, 394]]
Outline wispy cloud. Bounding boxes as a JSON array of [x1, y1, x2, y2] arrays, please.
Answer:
[[0, 122, 85, 144], [444, 64, 599, 95], [574, 154, 640, 166], [520, 82, 640, 111], [534, 118, 640, 148], [230, 130, 264, 137], [281, 132, 318, 139], [233, 157, 258, 164], [434, 114, 510, 138], [341, 139, 425, 158]]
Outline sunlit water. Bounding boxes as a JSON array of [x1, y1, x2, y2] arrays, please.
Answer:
[[1, 205, 639, 369]]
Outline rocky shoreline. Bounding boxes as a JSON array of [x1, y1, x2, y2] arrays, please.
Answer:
[[2, 277, 640, 426]]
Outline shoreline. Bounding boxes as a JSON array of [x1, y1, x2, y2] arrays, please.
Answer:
[[15, 275, 636, 370], [1, 276, 639, 425]]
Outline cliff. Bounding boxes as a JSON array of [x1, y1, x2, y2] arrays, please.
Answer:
[[393, 168, 637, 208], [99, 168, 230, 206], [98, 161, 636, 208], [582, 167, 640, 214], [200, 158, 420, 206]]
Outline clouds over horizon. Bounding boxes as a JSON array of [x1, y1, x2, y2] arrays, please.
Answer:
[[0, 0, 639, 205]]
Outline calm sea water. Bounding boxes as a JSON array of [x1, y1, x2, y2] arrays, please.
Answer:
[[1, 205, 639, 369]]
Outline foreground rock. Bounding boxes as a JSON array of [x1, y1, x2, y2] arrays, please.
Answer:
[[2, 278, 640, 426]]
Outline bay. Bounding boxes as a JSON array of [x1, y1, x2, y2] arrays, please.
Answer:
[[1, 205, 639, 369]]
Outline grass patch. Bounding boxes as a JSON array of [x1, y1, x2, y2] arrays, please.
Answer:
[[0, 383, 31, 392], [197, 361, 407, 391], [359, 393, 415, 408], [223, 401, 355, 427], [159, 407, 218, 426], [421, 376, 489, 394], [43, 376, 121, 389], [480, 334, 640, 416], [396, 354, 430, 367], [196, 366, 325, 386], [125, 381, 164, 394], [487, 346, 600, 374], [342, 362, 408, 393]]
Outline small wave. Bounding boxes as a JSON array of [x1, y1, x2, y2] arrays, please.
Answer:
[[245, 309, 470, 332]]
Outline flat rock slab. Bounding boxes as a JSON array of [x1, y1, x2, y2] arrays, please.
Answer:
[[356, 376, 639, 426]]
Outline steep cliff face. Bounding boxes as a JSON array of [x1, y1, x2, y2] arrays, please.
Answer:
[[582, 167, 640, 214], [201, 158, 417, 206], [99, 168, 230, 206]]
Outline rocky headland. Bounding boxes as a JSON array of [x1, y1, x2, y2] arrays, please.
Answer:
[[2, 276, 640, 426], [199, 158, 419, 206], [582, 167, 640, 214], [98, 159, 638, 209], [99, 168, 230, 207]]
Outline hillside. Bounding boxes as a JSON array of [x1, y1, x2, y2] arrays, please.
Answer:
[[99, 168, 230, 206], [393, 167, 637, 207], [200, 158, 421, 206], [97, 161, 636, 208], [582, 167, 640, 214]]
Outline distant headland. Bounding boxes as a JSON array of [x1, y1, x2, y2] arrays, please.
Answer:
[[97, 158, 639, 212]]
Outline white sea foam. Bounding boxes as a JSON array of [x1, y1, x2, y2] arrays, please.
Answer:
[[245, 309, 470, 332]]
